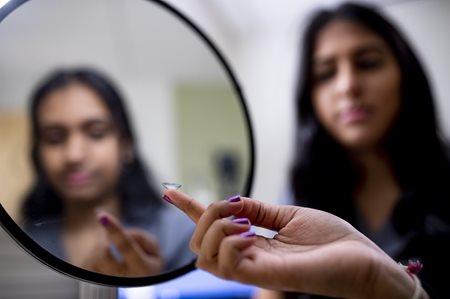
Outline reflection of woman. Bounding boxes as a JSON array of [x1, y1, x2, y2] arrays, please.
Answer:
[[21, 67, 195, 276], [258, 2, 450, 298]]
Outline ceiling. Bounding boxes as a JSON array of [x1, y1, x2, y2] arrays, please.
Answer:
[[0, 0, 429, 78], [194, 0, 425, 41], [0, 0, 229, 85]]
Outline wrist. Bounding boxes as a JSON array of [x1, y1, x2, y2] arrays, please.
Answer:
[[366, 257, 429, 299], [399, 261, 429, 299]]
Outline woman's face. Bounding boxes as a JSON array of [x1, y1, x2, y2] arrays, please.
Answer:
[[311, 19, 402, 152], [37, 82, 125, 204]]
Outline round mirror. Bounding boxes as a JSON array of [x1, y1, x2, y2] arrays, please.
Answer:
[[0, 0, 254, 286]]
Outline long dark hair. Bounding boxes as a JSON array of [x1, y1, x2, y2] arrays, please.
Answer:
[[290, 2, 450, 220], [21, 67, 162, 224]]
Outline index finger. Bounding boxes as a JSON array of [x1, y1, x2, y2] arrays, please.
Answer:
[[97, 211, 143, 265], [163, 190, 205, 223]]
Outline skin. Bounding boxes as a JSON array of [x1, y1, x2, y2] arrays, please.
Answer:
[[311, 19, 402, 152], [163, 189, 429, 299], [36, 82, 162, 276], [38, 82, 124, 205]]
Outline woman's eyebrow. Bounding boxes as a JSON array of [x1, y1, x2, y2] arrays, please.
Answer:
[[313, 43, 387, 65], [39, 117, 111, 129], [39, 122, 65, 131], [353, 44, 386, 57], [81, 118, 115, 130], [83, 118, 109, 126]]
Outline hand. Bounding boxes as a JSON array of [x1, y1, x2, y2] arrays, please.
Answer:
[[163, 190, 423, 299], [81, 211, 163, 277]]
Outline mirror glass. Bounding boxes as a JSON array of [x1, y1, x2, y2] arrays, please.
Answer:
[[0, 0, 253, 284]]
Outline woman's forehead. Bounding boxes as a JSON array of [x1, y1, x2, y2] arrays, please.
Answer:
[[313, 19, 388, 59], [37, 83, 111, 125]]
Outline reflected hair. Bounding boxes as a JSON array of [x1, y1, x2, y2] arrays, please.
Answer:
[[290, 2, 450, 218], [22, 67, 162, 224]]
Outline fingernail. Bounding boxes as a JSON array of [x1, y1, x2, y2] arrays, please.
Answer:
[[233, 218, 250, 225], [227, 195, 241, 202], [163, 194, 173, 204], [99, 216, 109, 226], [241, 231, 256, 238]]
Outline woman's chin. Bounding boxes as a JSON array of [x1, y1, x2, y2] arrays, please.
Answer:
[[338, 134, 380, 153], [61, 189, 103, 205]]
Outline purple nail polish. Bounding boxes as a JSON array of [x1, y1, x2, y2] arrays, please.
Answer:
[[163, 194, 173, 204], [233, 218, 250, 225], [241, 231, 256, 238], [99, 216, 109, 226], [227, 195, 241, 202]]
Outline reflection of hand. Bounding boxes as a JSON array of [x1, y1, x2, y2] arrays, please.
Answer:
[[81, 211, 163, 277], [164, 190, 426, 299]]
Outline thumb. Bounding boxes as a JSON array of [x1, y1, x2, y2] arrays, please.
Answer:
[[235, 197, 299, 232]]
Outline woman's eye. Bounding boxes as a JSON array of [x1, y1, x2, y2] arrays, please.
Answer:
[[42, 130, 66, 145], [314, 69, 335, 83], [357, 57, 383, 70], [87, 127, 109, 140]]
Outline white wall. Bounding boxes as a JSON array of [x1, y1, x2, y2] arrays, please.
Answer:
[[384, 0, 450, 136], [117, 77, 178, 184]]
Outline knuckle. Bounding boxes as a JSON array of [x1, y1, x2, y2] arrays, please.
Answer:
[[212, 218, 229, 232], [189, 238, 199, 253], [210, 218, 224, 231], [218, 218, 229, 226], [185, 196, 197, 213], [209, 201, 221, 208], [195, 257, 206, 270], [208, 201, 223, 212]]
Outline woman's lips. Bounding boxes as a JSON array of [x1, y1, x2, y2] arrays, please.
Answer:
[[65, 171, 92, 186], [338, 106, 371, 124]]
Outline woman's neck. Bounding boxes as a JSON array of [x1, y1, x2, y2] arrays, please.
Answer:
[[63, 194, 121, 231], [351, 149, 394, 183], [61, 194, 121, 267], [350, 149, 401, 233]]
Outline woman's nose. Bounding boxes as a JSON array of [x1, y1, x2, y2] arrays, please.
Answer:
[[64, 134, 86, 163], [335, 65, 361, 97]]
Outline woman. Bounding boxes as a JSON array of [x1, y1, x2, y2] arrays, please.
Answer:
[[260, 2, 450, 298], [21, 67, 195, 276]]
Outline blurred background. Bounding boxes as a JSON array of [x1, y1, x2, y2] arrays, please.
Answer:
[[1, 0, 449, 298], [167, 0, 450, 205], [0, 0, 252, 221]]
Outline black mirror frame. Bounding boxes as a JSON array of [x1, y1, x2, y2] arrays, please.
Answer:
[[0, 0, 255, 287]]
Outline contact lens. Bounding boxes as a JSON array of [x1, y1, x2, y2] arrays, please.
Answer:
[[161, 182, 182, 190]]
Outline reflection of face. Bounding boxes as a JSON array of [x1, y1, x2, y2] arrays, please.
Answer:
[[311, 19, 402, 152], [37, 82, 124, 204]]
